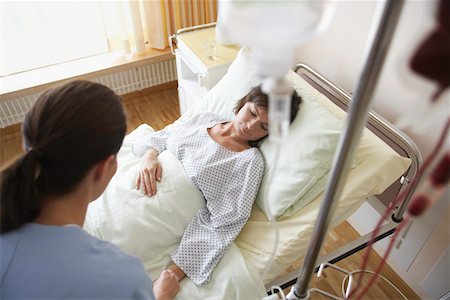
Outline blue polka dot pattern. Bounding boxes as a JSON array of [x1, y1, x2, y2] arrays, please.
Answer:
[[133, 113, 264, 285]]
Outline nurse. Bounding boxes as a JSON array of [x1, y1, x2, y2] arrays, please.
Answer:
[[0, 80, 179, 299]]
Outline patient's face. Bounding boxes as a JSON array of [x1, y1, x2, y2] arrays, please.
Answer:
[[234, 102, 269, 141]]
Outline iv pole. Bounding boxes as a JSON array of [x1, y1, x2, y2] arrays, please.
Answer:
[[287, 0, 405, 299]]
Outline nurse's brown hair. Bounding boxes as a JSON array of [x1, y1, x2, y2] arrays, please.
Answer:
[[0, 80, 127, 233]]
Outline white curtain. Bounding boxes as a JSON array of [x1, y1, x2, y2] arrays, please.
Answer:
[[101, 0, 217, 54]]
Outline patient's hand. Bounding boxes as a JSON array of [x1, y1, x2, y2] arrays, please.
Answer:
[[136, 148, 162, 196], [153, 269, 180, 300]]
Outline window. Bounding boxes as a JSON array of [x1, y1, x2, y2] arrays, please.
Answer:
[[1, 1, 108, 76]]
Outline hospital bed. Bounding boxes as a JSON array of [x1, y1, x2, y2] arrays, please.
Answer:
[[83, 46, 420, 299]]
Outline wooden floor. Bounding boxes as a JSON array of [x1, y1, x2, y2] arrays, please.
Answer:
[[0, 82, 180, 167], [282, 221, 419, 299], [0, 84, 419, 300]]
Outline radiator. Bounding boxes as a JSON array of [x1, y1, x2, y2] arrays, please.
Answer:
[[0, 59, 177, 128]]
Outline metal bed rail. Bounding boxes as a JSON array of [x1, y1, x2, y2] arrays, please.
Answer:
[[265, 63, 421, 295], [293, 63, 422, 221], [169, 22, 217, 55]]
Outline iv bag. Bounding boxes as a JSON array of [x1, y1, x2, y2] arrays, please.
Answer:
[[216, 0, 335, 78]]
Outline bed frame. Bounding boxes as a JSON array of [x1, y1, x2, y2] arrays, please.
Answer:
[[266, 64, 422, 292]]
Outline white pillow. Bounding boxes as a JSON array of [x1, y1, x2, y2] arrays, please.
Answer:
[[257, 100, 348, 220], [191, 47, 355, 220]]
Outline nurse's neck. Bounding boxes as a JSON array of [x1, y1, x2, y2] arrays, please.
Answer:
[[34, 182, 92, 227]]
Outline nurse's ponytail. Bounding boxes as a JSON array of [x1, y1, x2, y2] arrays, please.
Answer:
[[1, 149, 42, 233], [1, 80, 127, 233]]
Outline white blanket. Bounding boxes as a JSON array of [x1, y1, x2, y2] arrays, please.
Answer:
[[83, 124, 266, 299]]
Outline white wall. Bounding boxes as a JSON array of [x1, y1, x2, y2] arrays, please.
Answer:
[[294, 0, 448, 157], [292, 0, 449, 298]]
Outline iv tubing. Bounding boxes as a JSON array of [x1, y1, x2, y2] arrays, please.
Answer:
[[287, 0, 405, 298]]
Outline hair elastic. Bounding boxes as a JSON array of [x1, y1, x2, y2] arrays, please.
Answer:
[[27, 147, 42, 157], [24, 147, 42, 180]]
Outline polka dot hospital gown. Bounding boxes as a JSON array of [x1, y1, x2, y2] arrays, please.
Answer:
[[133, 112, 264, 285]]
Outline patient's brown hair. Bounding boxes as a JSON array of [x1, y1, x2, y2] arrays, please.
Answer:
[[0, 80, 127, 233]]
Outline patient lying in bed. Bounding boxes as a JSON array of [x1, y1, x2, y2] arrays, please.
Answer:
[[133, 85, 301, 285]]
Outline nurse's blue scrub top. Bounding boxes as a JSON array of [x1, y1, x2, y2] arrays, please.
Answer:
[[1, 223, 155, 299]]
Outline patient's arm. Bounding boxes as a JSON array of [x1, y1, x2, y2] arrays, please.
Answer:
[[153, 269, 180, 300], [133, 127, 169, 158], [136, 148, 162, 196]]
